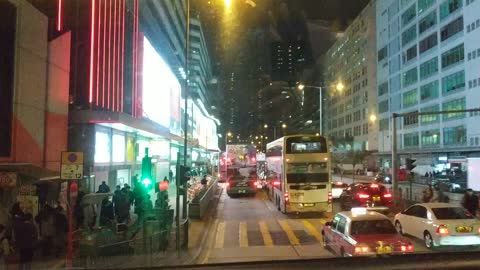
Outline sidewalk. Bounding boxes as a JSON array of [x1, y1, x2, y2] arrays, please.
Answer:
[[64, 185, 222, 269]]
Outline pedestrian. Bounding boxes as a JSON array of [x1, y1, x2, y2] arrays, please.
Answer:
[[53, 205, 67, 257], [201, 175, 208, 187], [0, 224, 11, 269], [14, 214, 37, 270], [163, 176, 169, 183], [98, 181, 110, 193], [422, 184, 434, 203], [35, 203, 54, 257], [462, 189, 479, 217], [113, 185, 122, 217], [169, 170, 173, 183]]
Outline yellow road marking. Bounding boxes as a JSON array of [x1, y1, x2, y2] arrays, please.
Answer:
[[302, 220, 323, 242], [201, 219, 219, 264], [319, 218, 327, 225], [239, 222, 249, 247], [259, 221, 274, 246], [214, 221, 225, 249], [278, 220, 300, 245]]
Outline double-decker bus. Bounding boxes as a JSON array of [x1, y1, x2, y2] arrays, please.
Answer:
[[266, 135, 332, 214]]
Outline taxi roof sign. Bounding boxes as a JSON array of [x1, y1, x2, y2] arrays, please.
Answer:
[[351, 207, 368, 215]]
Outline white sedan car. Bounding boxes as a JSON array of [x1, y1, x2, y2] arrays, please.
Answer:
[[331, 181, 348, 199], [394, 203, 480, 248]]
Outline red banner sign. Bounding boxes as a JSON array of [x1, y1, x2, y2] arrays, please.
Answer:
[[0, 172, 17, 188]]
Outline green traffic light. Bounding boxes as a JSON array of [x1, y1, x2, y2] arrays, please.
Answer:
[[142, 177, 152, 188]]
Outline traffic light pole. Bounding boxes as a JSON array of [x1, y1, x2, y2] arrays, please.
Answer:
[[391, 115, 399, 205]]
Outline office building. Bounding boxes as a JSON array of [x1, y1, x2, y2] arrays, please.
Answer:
[[323, 1, 378, 153], [376, 0, 480, 168]]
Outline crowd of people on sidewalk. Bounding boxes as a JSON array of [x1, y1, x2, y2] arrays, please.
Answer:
[[0, 201, 67, 270], [422, 184, 480, 217]]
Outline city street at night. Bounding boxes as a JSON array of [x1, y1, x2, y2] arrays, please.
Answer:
[[197, 185, 433, 264]]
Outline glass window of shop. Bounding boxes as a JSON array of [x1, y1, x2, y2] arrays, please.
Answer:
[[112, 133, 126, 162], [95, 130, 111, 163]]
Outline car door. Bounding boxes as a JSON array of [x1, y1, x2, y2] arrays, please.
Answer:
[[333, 215, 349, 256], [410, 206, 429, 239], [399, 205, 420, 236], [340, 185, 354, 209], [325, 214, 340, 253]]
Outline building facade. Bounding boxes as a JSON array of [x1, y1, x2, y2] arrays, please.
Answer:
[[323, 1, 378, 154], [0, 0, 71, 223], [376, 0, 480, 169]]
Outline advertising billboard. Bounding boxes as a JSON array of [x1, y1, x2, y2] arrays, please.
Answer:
[[143, 37, 181, 129]]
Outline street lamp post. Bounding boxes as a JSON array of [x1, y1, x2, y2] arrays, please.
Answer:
[[298, 82, 344, 136]]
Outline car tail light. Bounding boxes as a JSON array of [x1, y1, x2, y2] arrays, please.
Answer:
[[370, 183, 379, 188], [357, 193, 370, 199], [273, 181, 281, 186], [383, 193, 392, 199], [354, 246, 369, 254], [284, 192, 289, 202], [400, 245, 414, 252], [328, 192, 332, 203], [336, 181, 343, 185], [437, 225, 449, 236], [226, 182, 230, 188]]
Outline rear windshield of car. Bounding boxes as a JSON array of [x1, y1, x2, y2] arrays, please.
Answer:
[[350, 219, 397, 235], [357, 184, 387, 195], [432, 207, 474, 220]]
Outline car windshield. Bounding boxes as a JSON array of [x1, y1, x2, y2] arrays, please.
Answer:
[[432, 207, 475, 220], [350, 220, 397, 235]]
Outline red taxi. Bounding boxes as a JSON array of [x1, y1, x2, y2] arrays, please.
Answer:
[[322, 209, 414, 257]]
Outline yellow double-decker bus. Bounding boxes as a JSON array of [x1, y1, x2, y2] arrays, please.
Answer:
[[266, 134, 332, 214]]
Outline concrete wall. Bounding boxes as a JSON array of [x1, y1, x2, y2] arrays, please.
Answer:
[[11, 0, 48, 166], [45, 32, 71, 171], [6, 0, 70, 172]]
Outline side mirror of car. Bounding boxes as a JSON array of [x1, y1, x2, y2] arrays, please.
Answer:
[[325, 221, 333, 227]]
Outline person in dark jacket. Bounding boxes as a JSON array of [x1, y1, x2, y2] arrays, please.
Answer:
[[462, 189, 479, 216], [98, 181, 110, 193], [14, 213, 37, 270]]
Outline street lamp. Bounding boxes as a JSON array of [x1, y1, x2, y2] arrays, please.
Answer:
[[227, 132, 232, 137], [263, 124, 268, 129], [282, 123, 287, 129], [298, 82, 344, 136]]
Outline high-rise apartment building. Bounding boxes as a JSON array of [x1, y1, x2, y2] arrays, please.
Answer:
[[376, 0, 480, 167], [323, 1, 377, 152]]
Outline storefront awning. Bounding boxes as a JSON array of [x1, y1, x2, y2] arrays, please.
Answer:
[[70, 110, 170, 139]]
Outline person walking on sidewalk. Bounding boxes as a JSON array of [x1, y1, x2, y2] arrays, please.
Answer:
[[14, 214, 37, 270], [462, 189, 479, 217], [422, 184, 434, 203]]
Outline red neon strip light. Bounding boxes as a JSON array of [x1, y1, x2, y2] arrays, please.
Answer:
[[96, 0, 101, 106], [57, 0, 62, 32], [112, 0, 117, 112], [88, 0, 96, 103], [107, 0, 112, 110], [132, 0, 137, 116], [102, 0, 107, 108], [121, 0, 125, 112]]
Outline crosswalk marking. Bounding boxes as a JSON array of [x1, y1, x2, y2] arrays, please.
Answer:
[[214, 221, 225, 249], [302, 220, 323, 243], [259, 221, 274, 246], [278, 220, 300, 245], [239, 222, 249, 247]]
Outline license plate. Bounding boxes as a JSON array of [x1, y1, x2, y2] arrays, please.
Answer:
[[303, 203, 314, 207], [456, 226, 473, 233], [239, 190, 246, 193], [292, 193, 304, 197], [376, 246, 392, 254], [373, 196, 381, 202]]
